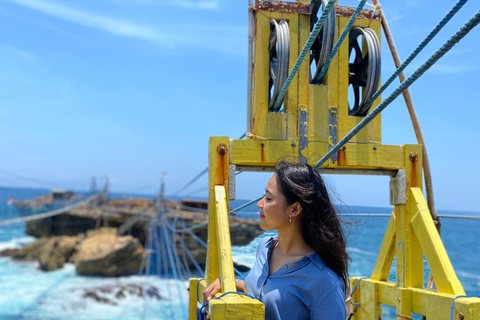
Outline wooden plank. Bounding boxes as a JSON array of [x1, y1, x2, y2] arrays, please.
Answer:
[[189, 278, 201, 320], [409, 187, 465, 296], [371, 212, 396, 281], [410, 288, 480, 320], [231, 139, 298, 166], [308, 84, 330, 143], [267, 113, 287, 140], [396, 288, 412, 319], [284, 11, 299, 141], [252, 11, 270, 139], [207, 137, 230, 284], [358, 280, 381, 319], [231, 139, 409, 170], [214, 185, 236, 293], [396, 144, 423, 289]]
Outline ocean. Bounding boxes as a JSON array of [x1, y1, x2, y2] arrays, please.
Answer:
[[0, 187, 479, 320]]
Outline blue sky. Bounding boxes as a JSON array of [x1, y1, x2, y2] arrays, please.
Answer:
[[0, 0, 479, 212]]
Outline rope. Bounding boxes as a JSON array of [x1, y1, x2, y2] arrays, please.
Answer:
[[311, 0, 368, 84], [357, 0, 469, 115], [271, 0, 336, 111], [172, 133, 246, 196], [346, 277, 367, 320], [313, 10, 480, 169], [159, 213, 187, 319], [177, 234, 205, 276], [0, 193, 102, 226], [450, 295, 480, 320], [229, 195, 263, 214]]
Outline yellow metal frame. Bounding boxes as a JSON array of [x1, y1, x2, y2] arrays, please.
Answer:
[[188, 2, 480, 319]]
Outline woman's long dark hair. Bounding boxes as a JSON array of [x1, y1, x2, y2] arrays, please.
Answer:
[[275, 161, 350, 289]]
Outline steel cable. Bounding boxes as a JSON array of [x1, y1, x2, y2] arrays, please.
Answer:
[[313, 10, 480, 169], [356, 0, 469, 116], [272, 0, 337, 111]]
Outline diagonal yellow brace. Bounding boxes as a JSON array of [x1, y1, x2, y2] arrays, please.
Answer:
[[371, 211, 396, 281], [409, 187, 465, 295]]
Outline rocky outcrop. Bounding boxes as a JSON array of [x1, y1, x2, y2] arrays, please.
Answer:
[[38, 236, 81, 271], [1, 233, 143, 276], [74, 233, 144, 276]]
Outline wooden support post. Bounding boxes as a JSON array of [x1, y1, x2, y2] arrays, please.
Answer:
[[214, 185, 236, 293], [206, 137, 230, 284]]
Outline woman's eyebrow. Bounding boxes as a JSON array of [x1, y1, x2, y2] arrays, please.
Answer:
[[265, 189, 272, 195]]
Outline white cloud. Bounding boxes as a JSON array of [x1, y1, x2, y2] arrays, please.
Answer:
[[5, 0, 243, 54], [0, 44, 36, 62], [108, 0, 221, 10], [6, 0, 172, 45]]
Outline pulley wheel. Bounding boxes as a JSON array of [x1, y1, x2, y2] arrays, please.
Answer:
[[268, 19, 290, 112], [310, 0, 336, 84], [348, 27, 381, 116]]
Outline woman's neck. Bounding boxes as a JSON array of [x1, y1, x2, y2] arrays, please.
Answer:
[[276, 224, 314, 257]]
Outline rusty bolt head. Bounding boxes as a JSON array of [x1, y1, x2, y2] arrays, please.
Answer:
[[217, 144, 227, 155], [409, 153, 418, 162], [260, 143, 265, 148], [291, 142, 296, 147]]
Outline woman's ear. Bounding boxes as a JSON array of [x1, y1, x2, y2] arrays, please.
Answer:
[[290, 202, 303, 217]]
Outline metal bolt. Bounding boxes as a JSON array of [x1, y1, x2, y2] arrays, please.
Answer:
[[260, 143, 265, 148], [459, 312, 464, 320], [342, 146, 346, 151], [409, 153, 418, 162], [291, 142, 296, 147], [217, 144, 227, 155], [373, 146, 377, 151]]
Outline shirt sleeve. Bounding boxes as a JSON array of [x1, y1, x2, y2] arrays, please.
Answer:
[[310, 285, 347, 320]]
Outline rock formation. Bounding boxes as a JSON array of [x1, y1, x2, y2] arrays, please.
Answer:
[[74, 233, 144, 276]]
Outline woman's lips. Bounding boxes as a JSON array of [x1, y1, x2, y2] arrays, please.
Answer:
[[259, 211, 265, 218]]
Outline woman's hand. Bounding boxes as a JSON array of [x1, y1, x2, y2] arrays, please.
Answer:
[[203, 278, 221, 303]]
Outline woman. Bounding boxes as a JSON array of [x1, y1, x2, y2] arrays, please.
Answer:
[[204, 161, 349, 319]]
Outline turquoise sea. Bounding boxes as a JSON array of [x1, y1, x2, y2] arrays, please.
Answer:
[[0, 187, 479, 319]]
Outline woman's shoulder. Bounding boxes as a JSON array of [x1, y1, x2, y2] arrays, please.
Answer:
[[257, 235, 277, 249], [305, 254, 345, 291]]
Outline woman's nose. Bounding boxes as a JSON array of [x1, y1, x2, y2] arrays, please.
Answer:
[[257, 197, 264, 209]]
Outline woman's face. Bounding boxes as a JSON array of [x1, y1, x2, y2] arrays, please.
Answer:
[[257, 174, 292, 231]]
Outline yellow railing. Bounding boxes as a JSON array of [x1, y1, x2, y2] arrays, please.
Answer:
[[188, 184, 264, 320]]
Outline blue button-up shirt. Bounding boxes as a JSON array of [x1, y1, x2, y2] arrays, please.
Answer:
[[244, 236, 347, 320]]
